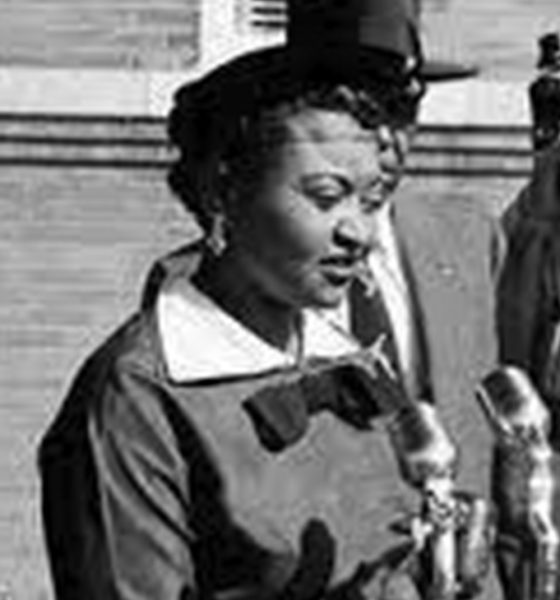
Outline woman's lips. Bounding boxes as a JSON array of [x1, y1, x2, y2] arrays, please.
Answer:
[[319, 256, 361, 284]]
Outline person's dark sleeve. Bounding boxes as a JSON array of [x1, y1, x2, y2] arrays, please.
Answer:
[[42, 362, 197, 600]]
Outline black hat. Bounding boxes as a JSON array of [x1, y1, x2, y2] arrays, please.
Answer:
[[168, 0, 476, 153], [190, 0, 477, 91], [284, 0, 477, 83]]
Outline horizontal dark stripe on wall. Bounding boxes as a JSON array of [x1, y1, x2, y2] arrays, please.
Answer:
[[0, 116, 534, 177], [0, 158, 532, 178]]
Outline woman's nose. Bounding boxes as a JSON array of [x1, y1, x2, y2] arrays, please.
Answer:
[[333, 209, 372, 254]]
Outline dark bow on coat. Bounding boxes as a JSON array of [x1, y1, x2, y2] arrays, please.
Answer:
[[243, 351, 411, 452]]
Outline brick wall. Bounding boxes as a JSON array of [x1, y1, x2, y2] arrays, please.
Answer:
[[1, 159, 199, 599], [0, 0, 200, 70], [0, 0, 557, 78]]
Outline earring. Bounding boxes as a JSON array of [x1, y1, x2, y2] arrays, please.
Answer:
[[207, 212, 228, 257]]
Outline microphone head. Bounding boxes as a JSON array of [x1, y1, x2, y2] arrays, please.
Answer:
[[477, 366, 550, 436], [389, 401, 458, 486]]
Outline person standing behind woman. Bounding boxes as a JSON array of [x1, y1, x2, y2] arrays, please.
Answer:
[[40, 1, 490, 599], [490, 31, 560, 600], [493, 33, 560, 430]]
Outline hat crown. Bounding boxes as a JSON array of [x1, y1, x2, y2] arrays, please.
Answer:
[[287, 0, 419, 63]]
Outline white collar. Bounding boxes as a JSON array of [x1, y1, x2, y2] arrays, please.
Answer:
[[156, 275, 360, 383]]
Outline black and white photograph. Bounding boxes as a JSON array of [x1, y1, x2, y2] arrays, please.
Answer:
[[2, 1, 560, 599]]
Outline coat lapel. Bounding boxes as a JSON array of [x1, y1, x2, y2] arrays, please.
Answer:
[[393, 224, 435, 403]]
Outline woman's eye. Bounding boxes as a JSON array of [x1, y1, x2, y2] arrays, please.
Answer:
[[297, 175, 351, 207]]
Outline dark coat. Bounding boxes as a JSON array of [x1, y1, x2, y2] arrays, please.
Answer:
[[39, 245, 423, 600], [39, 187, 497, 599]]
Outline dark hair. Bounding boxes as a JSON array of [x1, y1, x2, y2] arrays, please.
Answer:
[[167, 54, 423, 231]]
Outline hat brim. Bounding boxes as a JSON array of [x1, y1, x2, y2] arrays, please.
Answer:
[[172, 45, 478, 127], [420, 60, 479, 82], [189, 45, 478, 91]]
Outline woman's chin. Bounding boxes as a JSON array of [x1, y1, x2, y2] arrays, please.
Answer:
[[266, 273, 351, 311], [303, 284, 349, 310]]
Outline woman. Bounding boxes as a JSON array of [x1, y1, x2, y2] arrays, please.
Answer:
[[39, 1, 489, 598]]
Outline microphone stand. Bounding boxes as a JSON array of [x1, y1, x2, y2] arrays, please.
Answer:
[[476, 366, 558, 600], [389, 401, 458, 600]]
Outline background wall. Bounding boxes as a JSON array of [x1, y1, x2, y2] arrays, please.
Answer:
[[0, 0, 557, 77], [1, 162, 197, 599], [0, 0, 200, 70], [422, 0, 560, 80], [1, 1, 560, 599]]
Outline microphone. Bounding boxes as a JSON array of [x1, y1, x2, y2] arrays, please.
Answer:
[[476, 366, 558, 600], [389, 401, 459, 600], [476, 366, 550, 441]]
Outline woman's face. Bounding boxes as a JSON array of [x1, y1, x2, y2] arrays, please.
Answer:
[[227, 107, 409, 309]]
